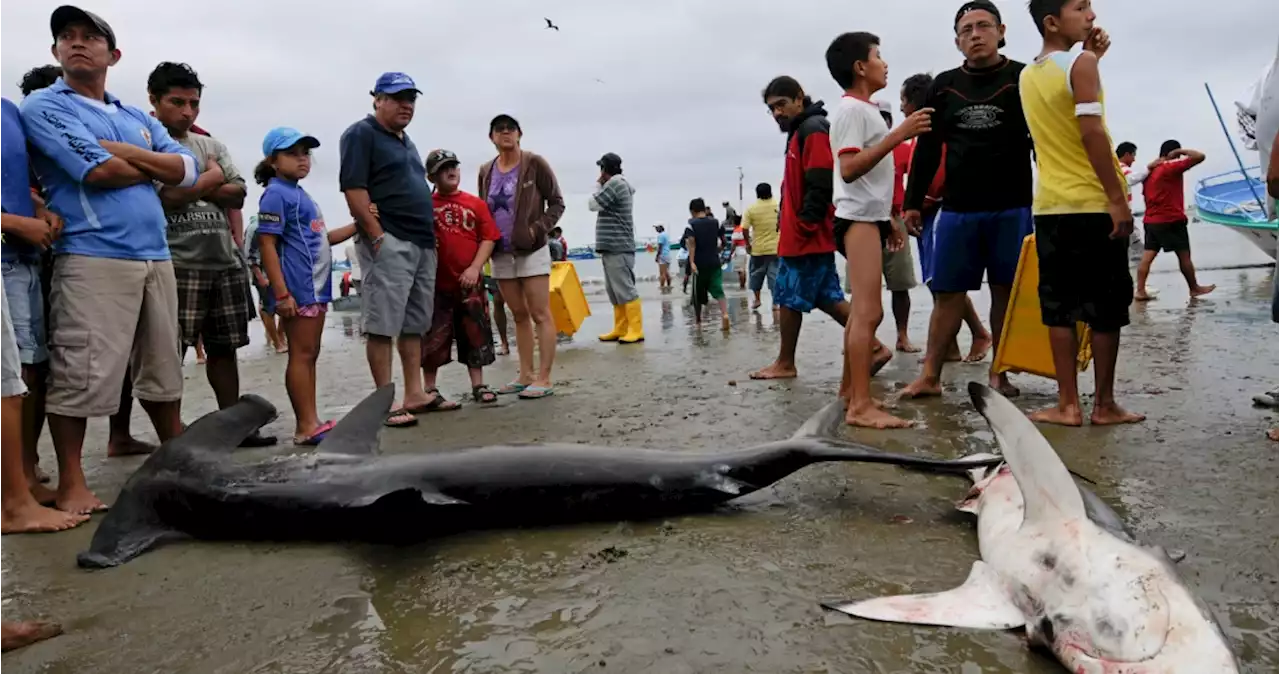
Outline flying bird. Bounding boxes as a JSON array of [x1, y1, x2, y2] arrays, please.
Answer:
[[544, 18, 559, 30], [594, 78, 606, 85]]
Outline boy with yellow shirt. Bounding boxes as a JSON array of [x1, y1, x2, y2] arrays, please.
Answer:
[[741, 182, 780, 310], [1020, 0, 1144, 427]]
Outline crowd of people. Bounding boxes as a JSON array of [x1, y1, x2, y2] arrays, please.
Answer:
[[2, 0, 1277, 653]]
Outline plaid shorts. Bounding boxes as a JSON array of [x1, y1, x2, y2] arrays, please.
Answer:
[[421, 286, 496, 370], [175, 266, 252, 349]]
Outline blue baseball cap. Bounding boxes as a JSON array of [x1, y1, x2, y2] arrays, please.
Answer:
[[372, 72, 420, 96], [261, 127, 320, 156]]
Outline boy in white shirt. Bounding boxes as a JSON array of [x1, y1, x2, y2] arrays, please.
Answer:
[[825, 31, 932, 429]]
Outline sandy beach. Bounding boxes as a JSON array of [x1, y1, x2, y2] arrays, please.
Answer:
[[2, 223, 1276, 674]]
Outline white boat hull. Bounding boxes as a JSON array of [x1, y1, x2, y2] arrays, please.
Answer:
[[1223, 223, 1279, 260]]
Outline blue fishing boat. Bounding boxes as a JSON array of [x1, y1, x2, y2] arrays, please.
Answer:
[[1193, 166, 1277, 260]]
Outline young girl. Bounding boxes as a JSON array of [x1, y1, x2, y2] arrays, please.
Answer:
[[254, 127, 356, 445]]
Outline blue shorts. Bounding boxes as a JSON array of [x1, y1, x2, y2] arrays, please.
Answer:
[[775, 253, 844, 313], [916, 205, 941, 288], [929, 207, 1033, 293], [1, 259, 47, 364]]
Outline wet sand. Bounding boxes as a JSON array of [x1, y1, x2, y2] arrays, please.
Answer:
[[3, 251, 1276, 672]]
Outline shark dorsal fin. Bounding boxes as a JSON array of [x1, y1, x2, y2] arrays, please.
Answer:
[[790, 399, 845, 440], [967, 382, 1085, 524], [317, 384, 395, 455]]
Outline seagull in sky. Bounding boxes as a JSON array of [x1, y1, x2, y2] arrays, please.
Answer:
[[545, 18, 560, 30]]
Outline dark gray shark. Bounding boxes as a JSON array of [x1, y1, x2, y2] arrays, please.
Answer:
[[79, 385, 1005, 569]]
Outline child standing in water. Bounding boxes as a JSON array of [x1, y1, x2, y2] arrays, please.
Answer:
[[254, 127, 356, 445]]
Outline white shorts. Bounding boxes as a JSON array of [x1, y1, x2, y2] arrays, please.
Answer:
[[490, 245, 552, 280]]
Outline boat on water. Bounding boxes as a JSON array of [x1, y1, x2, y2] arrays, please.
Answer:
[[1193, 166, 1278, 260]]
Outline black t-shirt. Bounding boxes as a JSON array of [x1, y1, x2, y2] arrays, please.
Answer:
[[338, 116, 436, 248], [904, 57, 1034, 214], [682, 216, 722, 269]]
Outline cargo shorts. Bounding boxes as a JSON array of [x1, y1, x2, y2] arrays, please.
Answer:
[[45, 255, 184, 417]]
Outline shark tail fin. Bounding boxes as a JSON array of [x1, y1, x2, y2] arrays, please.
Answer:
[[967, 382, 1085, 522]]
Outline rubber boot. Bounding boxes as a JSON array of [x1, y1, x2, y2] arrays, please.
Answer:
[[599, 305, 627, 341], [619, 299, 645, 343]]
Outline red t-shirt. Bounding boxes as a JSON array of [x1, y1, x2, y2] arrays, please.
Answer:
[[1142, 157, 1194, 224], [432, 190, 501, 293], [891, 143, 911, 215]]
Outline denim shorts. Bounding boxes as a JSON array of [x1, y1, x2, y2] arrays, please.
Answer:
[[1, 259, 48, 364]]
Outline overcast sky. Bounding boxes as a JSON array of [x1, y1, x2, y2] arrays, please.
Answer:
[[3, 0, 1277, 248]]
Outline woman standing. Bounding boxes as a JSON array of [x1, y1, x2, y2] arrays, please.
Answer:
[[478, 114, 565, 399]]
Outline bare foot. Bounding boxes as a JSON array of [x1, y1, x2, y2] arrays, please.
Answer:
[[497, 343, 510, 356], [945, 341, 963, 362], [1269, 428, 1279, 441], [870, 346, 893, 376], [274, 343, 289, 354], [899, 377, 943, 399], [721, 316, 731, 332], [2, 620, 63, 652], [2, 500, 89, 534], [1190, 284, 1216, 298], [29, 482, 57, 506], [964, 334, 993, 363], [1028, 404, 1084, 427], [1133, 290, 1156, 302], [750, 362, 798, 380], [990, 372, 1020, 398], [55, 484, 107, 515], [846, 401, 914, 429], [107, 436, 158, 457], [1090, 402, 1145, 426], [896, 336, 921, 353]]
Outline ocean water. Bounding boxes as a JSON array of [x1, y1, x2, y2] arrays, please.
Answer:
[[329, 218, 1273, 292]]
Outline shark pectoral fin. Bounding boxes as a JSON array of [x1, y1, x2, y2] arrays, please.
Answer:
[[698, 473, 756, 496], [420, 490, 469, 506], [821, 560, 1026, 630]]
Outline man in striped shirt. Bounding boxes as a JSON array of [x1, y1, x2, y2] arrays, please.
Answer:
[[590, 153, 643, 343]]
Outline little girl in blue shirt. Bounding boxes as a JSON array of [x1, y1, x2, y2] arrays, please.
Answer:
[[254, 127, 356, 445]]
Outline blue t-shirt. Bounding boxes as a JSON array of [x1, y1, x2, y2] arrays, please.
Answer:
[[20, 78, 198, 261], [255, 178, 332, 306], [655, 231, 670, 259], [1, 98, 39, 264]]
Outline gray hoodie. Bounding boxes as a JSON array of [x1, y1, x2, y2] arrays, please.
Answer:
[[591, 174, 636, 254]]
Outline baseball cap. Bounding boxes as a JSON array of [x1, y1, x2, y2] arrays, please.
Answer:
[[372, 72, 420, 96], [954, 0, 1006, 48], [425, 148, 460, 175], [51, 5, 116, 50], [597, 152, 623, 173], [262, 127, 320, 156], [489, 114, 521, 134]]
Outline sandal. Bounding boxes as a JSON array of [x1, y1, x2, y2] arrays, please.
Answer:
[[497, 381, 528, 395], [294, 419, 337, 446], [383, 408, 419, 428], [406, 388, 462, 413], [472, 385, 498, 404], [517, 385, 555, 399]]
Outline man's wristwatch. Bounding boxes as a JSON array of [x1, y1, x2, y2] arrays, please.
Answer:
[[370, 234, 385, 248]]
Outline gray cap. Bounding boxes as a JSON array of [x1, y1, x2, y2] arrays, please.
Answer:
[[51, 5, 116, 50]]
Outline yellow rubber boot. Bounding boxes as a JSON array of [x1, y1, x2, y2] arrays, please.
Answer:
[[619, 299, 645, 343], [598, 305, 627, 341]]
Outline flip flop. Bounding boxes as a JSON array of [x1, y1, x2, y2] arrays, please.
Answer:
[[294, 419, 337, 446], [383, 408, 419, 428], [407, 388, 462, 413], [517, 385, 555, 399], [473, 384, 499, 404], [497, 381, 528, 395]]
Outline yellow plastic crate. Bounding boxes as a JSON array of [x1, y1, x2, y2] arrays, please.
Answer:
[[549, 261, 591, 336], [991, 234, 1093, 379]]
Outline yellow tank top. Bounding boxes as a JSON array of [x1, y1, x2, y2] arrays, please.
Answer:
[[483, 260, 492, 276], [1019, 51, 1127, 215]]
